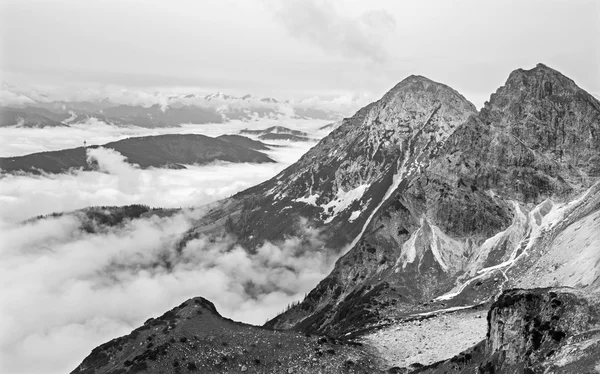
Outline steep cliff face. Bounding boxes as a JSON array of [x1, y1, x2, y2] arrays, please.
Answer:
[[415, 288, 600, 373], [181, 76, 476, 251], [267, 64, 600, 337]]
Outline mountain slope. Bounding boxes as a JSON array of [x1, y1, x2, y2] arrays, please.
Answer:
[[266, 64, 600, 337], [0, 134, 275, 174]]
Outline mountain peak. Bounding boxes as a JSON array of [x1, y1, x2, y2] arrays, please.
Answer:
[[502, 63, 579, 95], [382, 75, 477, 114]]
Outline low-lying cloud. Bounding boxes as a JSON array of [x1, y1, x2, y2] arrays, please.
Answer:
[[0, 210, 336, 374], [1, 146, 291, 223]]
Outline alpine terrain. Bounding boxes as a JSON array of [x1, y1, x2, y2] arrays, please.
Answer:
[[73, 63, 600, 373]]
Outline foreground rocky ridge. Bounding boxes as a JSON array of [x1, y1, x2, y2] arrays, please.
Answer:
[[71, 297, 383, 374], [72, 288, 600, 373]]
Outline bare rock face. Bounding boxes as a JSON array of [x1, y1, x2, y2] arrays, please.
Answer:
[[267, 64, 600, 337], [414, 288, 600, 373]]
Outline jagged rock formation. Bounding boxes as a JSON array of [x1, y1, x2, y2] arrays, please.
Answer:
[[266, 64, 600, 337], [71, 297, 383, 374], [414, 288, 600, 373], [0, 134, 274, 174]]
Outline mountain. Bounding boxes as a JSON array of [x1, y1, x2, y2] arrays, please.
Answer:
[[0, 106, 70, 127], [0, 134, 274, 174], [71, 297, 382, 374], [74, 64, 600, 372], [267, 63, 600, 337], [182, 75, 476, 253]]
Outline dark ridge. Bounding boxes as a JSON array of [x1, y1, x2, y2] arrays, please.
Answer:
[[0, 133, 275, 174]]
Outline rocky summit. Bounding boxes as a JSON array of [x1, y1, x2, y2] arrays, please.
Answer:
[[73, 64, 600, 373]]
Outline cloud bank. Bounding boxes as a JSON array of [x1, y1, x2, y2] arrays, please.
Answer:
[[0, 209, 336, 374]]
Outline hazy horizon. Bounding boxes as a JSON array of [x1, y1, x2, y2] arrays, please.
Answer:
[[2, 0, 599, 110]]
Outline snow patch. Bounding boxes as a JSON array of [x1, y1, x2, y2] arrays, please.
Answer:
[[348, 210, 361, 222], [294, 193, 320, 206], [321, 184, 369, 223]]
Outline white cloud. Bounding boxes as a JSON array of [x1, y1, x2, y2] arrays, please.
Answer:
[[0, 211, 336, 374]]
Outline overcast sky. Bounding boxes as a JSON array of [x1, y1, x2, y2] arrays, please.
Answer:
[[1, 0, 599, 108]]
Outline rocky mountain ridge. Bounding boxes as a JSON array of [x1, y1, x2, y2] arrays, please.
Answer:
[[267, 63, 600, 337]]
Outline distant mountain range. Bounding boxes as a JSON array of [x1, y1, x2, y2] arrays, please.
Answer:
[[0, 90, 344, 128], [0, 134, 274, 174]]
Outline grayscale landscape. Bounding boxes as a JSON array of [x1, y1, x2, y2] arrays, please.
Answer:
[[1, 1, 599, 373]]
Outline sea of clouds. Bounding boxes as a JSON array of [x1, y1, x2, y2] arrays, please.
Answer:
[[0, 119, 337, 373]]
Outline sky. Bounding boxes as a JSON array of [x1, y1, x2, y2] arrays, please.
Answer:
[[1, 0, 599, 108]]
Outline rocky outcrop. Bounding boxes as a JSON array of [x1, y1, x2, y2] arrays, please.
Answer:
[[71, 297, 383, 374], [414, 288, 600, 373]]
